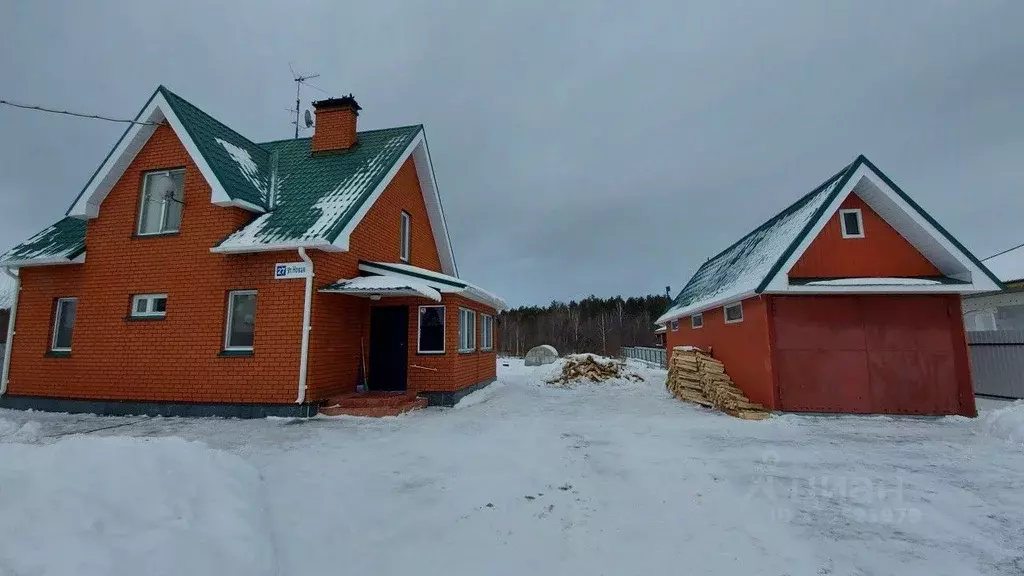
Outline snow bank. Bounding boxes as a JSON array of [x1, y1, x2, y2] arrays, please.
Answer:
[[980, 400, 1024, 447], [0, 435, 276, 576], [454, 381, 505, 409]]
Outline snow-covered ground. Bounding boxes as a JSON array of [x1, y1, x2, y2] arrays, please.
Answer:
[[1, 358, 1023, 575]]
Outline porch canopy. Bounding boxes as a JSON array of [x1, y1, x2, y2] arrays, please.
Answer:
[[320, 261, 507, 310]]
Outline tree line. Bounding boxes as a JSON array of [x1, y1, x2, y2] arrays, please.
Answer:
[[497, 294, 670, 357]]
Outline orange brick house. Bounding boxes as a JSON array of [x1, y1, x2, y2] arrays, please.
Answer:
[[658, 156, 1002, 416], [0, 87, 504, 417]]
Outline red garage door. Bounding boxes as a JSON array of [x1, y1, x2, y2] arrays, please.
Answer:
[[771, 295, 964, 415]]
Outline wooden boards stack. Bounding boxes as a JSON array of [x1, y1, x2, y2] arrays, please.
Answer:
[[666, 347, 770, 420]]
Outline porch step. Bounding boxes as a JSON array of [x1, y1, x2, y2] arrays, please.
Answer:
[[320, 393, 428, 417]]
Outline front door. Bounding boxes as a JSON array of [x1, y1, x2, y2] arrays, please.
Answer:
[[369, 306, 409, 392]]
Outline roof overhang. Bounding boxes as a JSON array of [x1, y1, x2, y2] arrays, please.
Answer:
[[0, 252, 86, 269], [329, 133, 459, 277], [320, 275, 442, 302], [65, 89, 264, 220], [210, 239, 343, 255], [356, 261, 506, 310]]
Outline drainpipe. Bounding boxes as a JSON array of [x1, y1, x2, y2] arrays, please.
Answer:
[[2, 267, 20, 396], [295, 248, 314, 404]]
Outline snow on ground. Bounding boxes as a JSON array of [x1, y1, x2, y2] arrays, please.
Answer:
[[0, 360, 1022, 575], [980, 400, 1024, 446]]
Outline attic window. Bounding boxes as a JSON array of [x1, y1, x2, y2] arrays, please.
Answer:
[[840, 209, 864, 239], [691, 313, 704, 329], [138, 169, 185, 235], [724, 302, 743, 324]]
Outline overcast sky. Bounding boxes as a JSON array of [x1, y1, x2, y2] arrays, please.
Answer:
[[1, 1, 1022, 307]]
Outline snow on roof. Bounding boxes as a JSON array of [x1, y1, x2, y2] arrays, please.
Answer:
[[214, 137, 271, 204], [360, 261, 507, 310], [657, 161, 853, 324], [0, 273, 15, 310], [804, 277, 942, 287], [0, 217, 87, 267], [983, 243, 1024, 283], [320, 274, 442, 302]]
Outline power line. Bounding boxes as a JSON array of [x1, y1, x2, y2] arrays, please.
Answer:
[[0, 98, 162, 126]]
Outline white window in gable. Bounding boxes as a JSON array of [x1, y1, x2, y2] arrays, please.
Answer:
[[400, 211, 411, 262], [459, 308, 477, 352], [691, 313, 704, 329], [131, 294, 168, 318], [724, 302, 744, 324], [480, 314, 494, 351], [418, 305, 446, 354], [224, 290, 257, 351], [51, 297, 78, 352], [839, 208, 864, 239], [138, 169, 185, 236]]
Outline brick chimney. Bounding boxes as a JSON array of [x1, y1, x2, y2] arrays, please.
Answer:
[[311, 95, 362, 153]]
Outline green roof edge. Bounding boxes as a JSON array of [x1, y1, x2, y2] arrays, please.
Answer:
[[361, 260, 466, 288]]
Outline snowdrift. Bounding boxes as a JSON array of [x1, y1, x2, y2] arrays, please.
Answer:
[[981, 400, 1024, 447], [0, 430, 276, 576]]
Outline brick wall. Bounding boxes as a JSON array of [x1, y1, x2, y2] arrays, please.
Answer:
[[8, 125, 305, 404]]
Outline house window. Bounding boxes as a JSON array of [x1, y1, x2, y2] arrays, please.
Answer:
[[481, 314, 494, 351], [418, 305, 445, 353], [400, 211, 411, 262], [839, 208, 864, 239], [224, 290, 257, 351], [51, 297, 78, 352], [691, 313, 704, 329], [724, 302, 744, 323], [137, 169, 185, 235], [671, 319, 679, 332], [459, 308, 476, 352], [131, 294, 168, 318]]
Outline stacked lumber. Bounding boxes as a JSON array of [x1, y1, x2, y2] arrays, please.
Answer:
[[666, 347, 770, 420], [546, 355, 644, 386]]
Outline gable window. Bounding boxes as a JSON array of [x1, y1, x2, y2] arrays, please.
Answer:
[[51, 297, 78, 352], [671, 319, 679, 332], [138, 169, 185, 236], [724, 302, 744, 324], [839, 208, 864, 239], [458, 308, 476, 352], [131, 294, 168, 318], [418, 305, 446, 354], [400, 211, 411, 262], [480, 314, 494, 351], [224, 290, 257, 351], [691, 313, 704, 329]]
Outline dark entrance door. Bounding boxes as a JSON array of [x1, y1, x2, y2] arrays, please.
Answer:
[[369, 306, 409, 392]]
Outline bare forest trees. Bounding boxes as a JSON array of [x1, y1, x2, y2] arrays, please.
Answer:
[[497, 294, 670, 357]]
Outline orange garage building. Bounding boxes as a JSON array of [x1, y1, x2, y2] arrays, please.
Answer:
[[658, 156, 1002, 416]]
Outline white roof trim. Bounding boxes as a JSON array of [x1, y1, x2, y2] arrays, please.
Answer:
[[330, 133, 459, 277], [210, 239, 341, 255], [67, 91, 264, 219], [656, 291, 756, 325], [358, 261, 506, 310], [319, 275, 442, 302], [771, 283, 980, 295], [763, 164, 1000, 294], [0, 253, 86, 268]]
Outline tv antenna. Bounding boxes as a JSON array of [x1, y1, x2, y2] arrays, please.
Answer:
[[290, 63, 321, 138]]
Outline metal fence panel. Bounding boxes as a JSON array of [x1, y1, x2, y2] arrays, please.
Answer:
[[967, 330, 1024, 399], [621, 346, 666, 369]]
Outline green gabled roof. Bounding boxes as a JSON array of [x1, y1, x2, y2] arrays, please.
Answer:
[[0, 217, 86, 266], [658, 161, 857, 322], [158, 87, 272, 210], [214, 125, 422, 249]]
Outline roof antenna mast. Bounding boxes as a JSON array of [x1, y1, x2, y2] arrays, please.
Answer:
[[290, 64, 320, 139]]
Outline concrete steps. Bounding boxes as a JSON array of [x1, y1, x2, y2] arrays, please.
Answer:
[[320, 392, 428, 417]]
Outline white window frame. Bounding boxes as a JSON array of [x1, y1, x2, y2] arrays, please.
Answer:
[[691, 313, 704, 329], [131, 293, 168, 318], [480, 314, 494, 351], [51, 297, 78, 352], [670, 319, 679, 332], [459, 307, 477, 353], [417, 305, 446, 354], [400, 211, 411, 262], [839, 208, 864, 239], [224, 290, 257, 351], [724, 302, 744, 324], [137, 168, 185, 236]]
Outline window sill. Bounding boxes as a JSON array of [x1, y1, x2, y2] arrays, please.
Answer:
[[132, 231, 180, 240], [218, 349, 254, 358], [458, 349, 477, 355], [416, 351, 446, 356], [45, 350, 71, 358], [124, 315, 167, 322]]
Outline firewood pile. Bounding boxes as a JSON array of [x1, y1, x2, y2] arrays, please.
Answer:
[[667, 347, 770, 420], [546, 355, 644, 386]]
